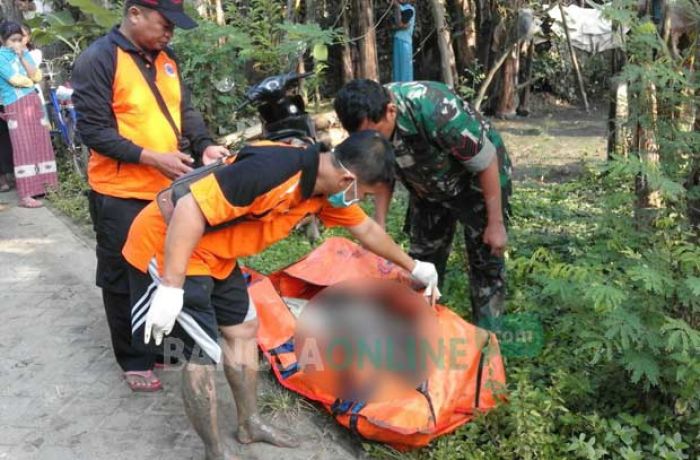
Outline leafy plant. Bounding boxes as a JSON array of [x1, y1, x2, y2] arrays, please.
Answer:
[[172, 0, 338, 134], [29, 0, 119, 61], [171, 21, 253, 134]]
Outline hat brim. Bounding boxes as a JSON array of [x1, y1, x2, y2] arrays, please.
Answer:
[[161, 10, 197, 30]]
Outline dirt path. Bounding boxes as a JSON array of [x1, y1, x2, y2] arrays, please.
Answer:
[[493, 99, 608, 182]]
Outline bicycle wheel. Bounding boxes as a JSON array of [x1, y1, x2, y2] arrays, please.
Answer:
[[63, 106, 89, 179], [45, 99, 62, 149], [70, 144, 89, 179]]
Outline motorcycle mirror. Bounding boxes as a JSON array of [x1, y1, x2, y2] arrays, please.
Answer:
[[215, 77, 236, 93]]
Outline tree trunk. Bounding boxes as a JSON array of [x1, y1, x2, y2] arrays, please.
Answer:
[[1, 0, 24, 22], [689, 158, 700, 234], [195, 0, 209, 20], [607, 39, 629, 159], [214, 0, 225, 25], [633, 81, 662, 225], [517, 39, 534, 116], [689, 143, 700, 233], [608, 80, 630, 158], [306, 0, 316, 23], [354, 0, 379, 80], [475, 0, 494, 69], [495, 46, 517, 117], [451, 0, 477, 74], [341, 3, 355, 83], [687, 47, 700, 233], [286, 0, 297, 21], [430, 0, 458, 86]]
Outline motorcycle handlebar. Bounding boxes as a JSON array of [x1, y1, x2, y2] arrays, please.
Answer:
[[234, 71, 314, 113], [287, 71, 314, 83]]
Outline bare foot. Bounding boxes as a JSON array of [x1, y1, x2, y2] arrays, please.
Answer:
[[236, 414, 299, 448], [19, 197, 43, 208]]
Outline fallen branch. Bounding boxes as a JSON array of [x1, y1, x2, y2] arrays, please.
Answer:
[[217, 111, 341, 147], [217, 123, 263, 147], [474, 42, 518, 112]]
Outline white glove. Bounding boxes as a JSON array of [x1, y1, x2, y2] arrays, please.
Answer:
[[411, 260, 441, 302], [144, 285, 184, 346]]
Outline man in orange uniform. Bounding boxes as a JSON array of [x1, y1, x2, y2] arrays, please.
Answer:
[[122, 131, 440, 458], [72, 0, 229, 391]]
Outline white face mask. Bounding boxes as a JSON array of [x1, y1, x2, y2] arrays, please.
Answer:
[[327, 157, 360, 208]]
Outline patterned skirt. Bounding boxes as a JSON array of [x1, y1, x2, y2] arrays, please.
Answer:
[[2, 92, 58, 198]]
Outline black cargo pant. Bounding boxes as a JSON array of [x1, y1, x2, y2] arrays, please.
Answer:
[[89, 191, 156, 372], [406, 183, 511, 324]]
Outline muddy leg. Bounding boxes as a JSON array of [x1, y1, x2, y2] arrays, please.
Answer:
[[221, 319, 299, 448], [182, 362, 237, 460]]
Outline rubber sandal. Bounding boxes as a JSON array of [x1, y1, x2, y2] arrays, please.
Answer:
[[124, 370, 162, 392], [0, 184, 9, 192], [19, 197, 43, 208]]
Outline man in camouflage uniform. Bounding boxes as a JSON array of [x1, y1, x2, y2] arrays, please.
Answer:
[[334, 80, 512, 322]]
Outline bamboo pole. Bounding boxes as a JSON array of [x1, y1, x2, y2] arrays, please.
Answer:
[[558, 2, 589, 112]]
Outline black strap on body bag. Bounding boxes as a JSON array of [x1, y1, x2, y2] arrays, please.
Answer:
[[131, 53, 192, 155]]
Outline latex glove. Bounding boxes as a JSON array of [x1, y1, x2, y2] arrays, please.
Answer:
[[411, 260, 441, 305], [144, 285, 184, 346]]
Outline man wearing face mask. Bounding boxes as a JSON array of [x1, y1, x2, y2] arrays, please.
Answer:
[[121, 131, 439, 459], [72, 0, 229, 392]]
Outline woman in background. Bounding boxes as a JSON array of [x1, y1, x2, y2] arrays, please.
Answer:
[[0, 23, 38, 193], [21, 24, 42, 65], [391, 0, 416, 82], [0, 20, 56, 207]]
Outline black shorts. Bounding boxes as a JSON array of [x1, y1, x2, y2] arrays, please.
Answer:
[[88, 191, 150, 294], [128, 261, 256, 365]]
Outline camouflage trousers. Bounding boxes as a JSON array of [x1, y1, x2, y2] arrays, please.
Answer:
[[406, 185, 510, 324]]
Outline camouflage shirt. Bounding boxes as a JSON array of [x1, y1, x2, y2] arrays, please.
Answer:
[[385, 81, 512, 201]]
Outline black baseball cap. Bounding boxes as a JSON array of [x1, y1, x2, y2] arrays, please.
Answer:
[[129, 0, 198, 29]]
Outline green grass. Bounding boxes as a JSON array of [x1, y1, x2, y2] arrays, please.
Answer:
[[258, 382, 316, 418], [46, 156, 91, 226]]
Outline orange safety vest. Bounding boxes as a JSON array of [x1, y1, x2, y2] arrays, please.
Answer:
[[246, 237, 507, 450], [88, 48, 182, 200]]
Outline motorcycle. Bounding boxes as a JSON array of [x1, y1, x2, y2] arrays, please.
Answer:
[[234, 71, 323, 241], [234, 71, 318, 143]]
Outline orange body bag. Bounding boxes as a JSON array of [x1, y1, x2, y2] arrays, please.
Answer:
[[246, 237, 507, 450]]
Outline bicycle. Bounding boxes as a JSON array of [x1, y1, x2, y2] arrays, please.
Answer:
[[41, 58, 89, 179]]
